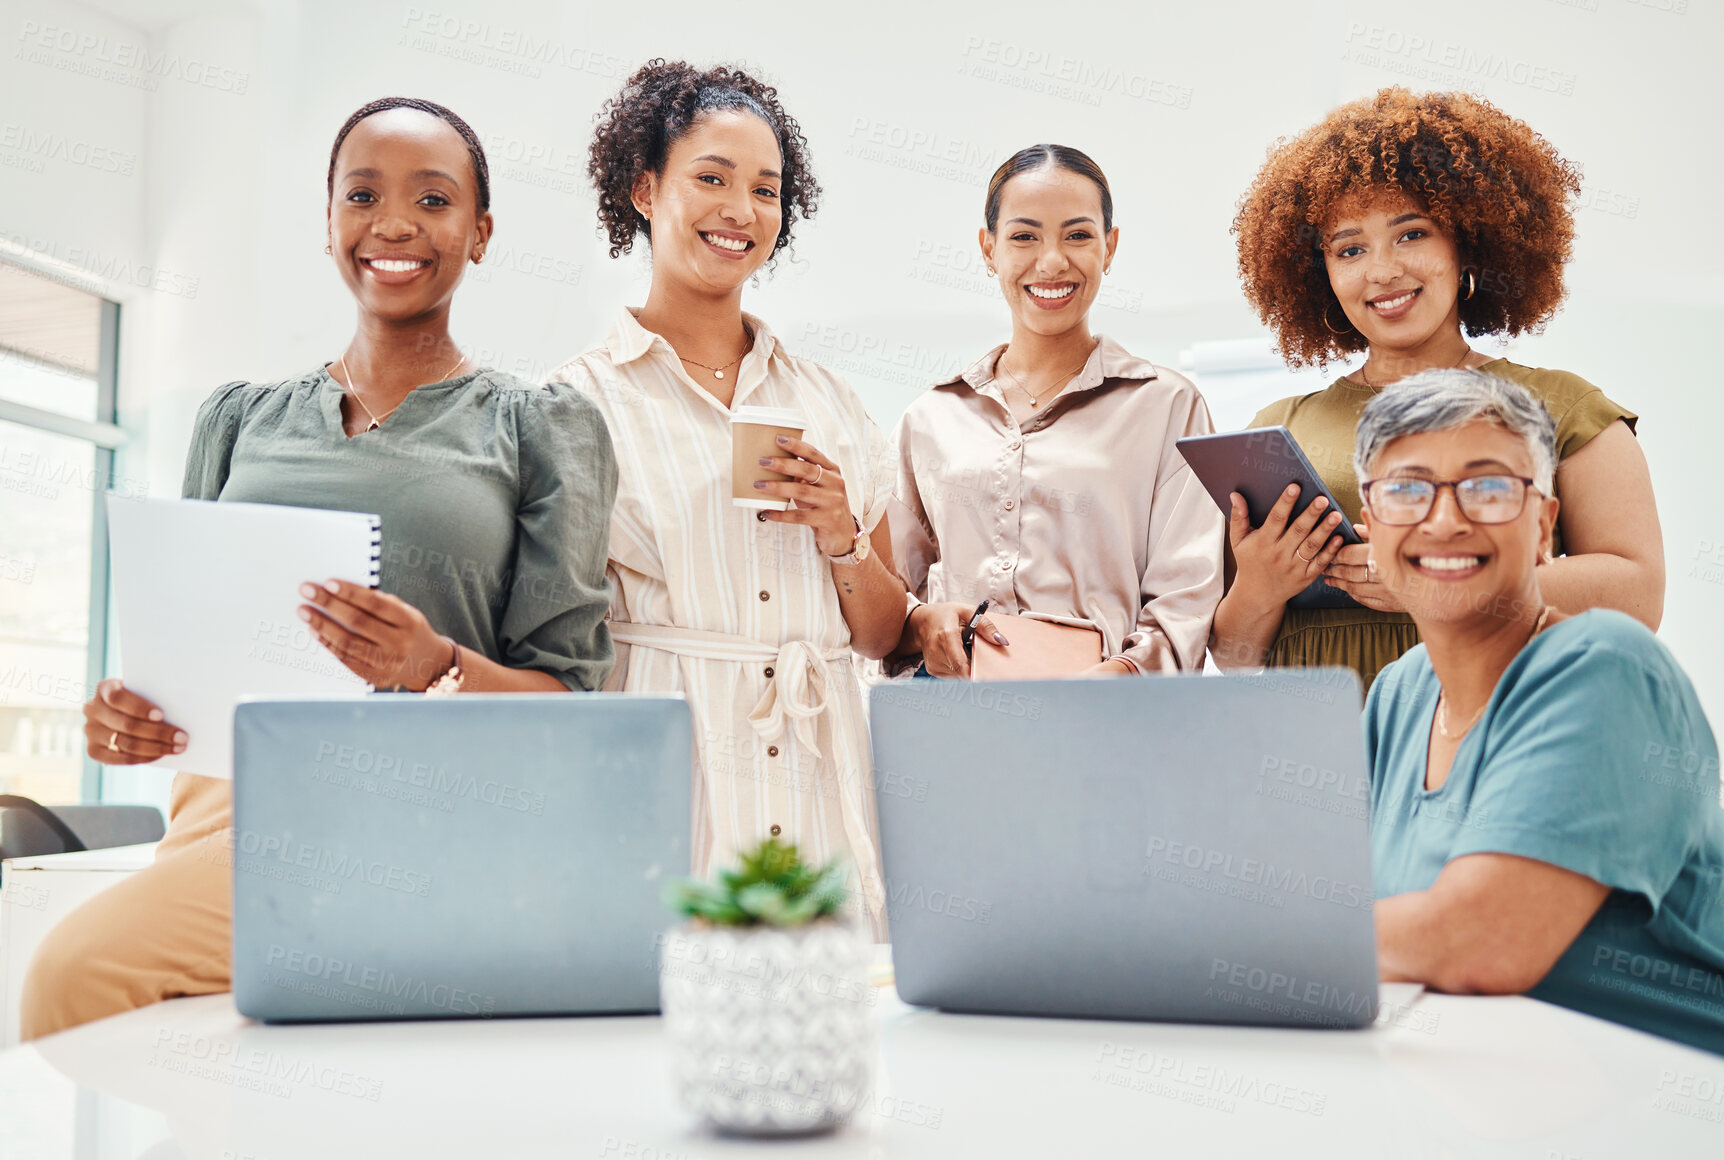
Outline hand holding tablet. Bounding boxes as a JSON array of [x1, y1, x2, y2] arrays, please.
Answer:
[[1176, 426, 1364, 610]]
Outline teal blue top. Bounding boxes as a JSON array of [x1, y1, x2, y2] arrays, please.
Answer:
[[1366, 610, 1724, 1056], [183, 366, 617, 691]]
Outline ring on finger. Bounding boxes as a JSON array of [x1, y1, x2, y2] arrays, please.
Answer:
[[108, 730, 120, 751], [1295, 548, 1315, 563], [812, 465, 824, 485]]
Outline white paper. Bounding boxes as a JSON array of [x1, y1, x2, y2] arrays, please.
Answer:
[[105, 495, 380, 778]]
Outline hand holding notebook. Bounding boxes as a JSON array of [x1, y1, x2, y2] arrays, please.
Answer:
[[104, 496, 382, 778]]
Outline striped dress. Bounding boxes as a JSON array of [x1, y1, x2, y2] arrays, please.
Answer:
[[552, 308, 895, 925]]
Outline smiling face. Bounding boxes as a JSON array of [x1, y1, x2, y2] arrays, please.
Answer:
[[631, 110, 783, 297], [1323, 189, 1464, 356], [1362, 419, 1559, 628], [328, 108, 490, 326], [980, 165, 1118, 338]]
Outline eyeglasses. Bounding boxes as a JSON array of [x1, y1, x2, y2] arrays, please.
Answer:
[[1360, 475, 1538, 525]]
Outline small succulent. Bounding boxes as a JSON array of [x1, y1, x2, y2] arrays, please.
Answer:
[[665, 837, 848, 927]]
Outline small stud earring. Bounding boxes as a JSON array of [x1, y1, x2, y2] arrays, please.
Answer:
[[474, 253, 483, 265], [323, 244, 331, 255], [985, 266, 996, 279], [1540, 548, 1554, 565]]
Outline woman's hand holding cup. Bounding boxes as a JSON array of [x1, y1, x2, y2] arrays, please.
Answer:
[[753, 434, 859, 555]]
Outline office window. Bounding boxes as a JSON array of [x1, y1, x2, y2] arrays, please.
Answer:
[[0, 260, 121, 805]]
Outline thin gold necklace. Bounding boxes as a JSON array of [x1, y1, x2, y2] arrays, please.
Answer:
[[677, 328, 753, 381], [339, 349, 466, 432], [1435, 605, 1552, 741], [996, 351, 1091, 407], [1353, 347, 1474, 391]]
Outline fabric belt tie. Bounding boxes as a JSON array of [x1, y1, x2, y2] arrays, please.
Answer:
[[606, 622, 848, 758], [604, 620, 882, 924]]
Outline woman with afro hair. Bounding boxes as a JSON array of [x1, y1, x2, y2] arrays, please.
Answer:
[[552, 61, 907, 929], [1210, 87, 1662, 690]]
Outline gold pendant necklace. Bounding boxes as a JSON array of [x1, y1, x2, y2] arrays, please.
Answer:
[[339, 349, 467, 432], [996, 352, 1091, 407], [677, 330, 752, 381]]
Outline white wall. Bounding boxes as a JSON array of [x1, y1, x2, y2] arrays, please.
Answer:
[[5, 0, 1720, 731]]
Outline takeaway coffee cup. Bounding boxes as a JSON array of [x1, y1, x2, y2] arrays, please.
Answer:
[[731, 405, 807, 511]]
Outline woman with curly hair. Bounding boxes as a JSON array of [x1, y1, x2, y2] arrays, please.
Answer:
[[889, 145, 1224, 677], [552, 61, 906, 927], [1210, 87, 1662, 690]]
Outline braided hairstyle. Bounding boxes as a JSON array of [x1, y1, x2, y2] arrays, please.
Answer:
[[327, 96, 492, 213], [588, 59, 819, 262]]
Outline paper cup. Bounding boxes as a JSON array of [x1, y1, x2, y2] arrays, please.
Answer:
[[731, 405, 806, 511]]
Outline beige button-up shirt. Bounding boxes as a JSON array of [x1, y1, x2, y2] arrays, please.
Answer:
[[891, 337, 1224, 673], [551, 308, 895, 924]]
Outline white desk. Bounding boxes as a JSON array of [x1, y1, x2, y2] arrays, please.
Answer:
[[1, 843, 159, 1048], [1, 979, 1720, 1158]]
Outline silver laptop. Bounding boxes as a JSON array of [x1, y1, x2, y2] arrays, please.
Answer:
[[232, 694, 690, 1022], [869, 670, 1380, 1028]]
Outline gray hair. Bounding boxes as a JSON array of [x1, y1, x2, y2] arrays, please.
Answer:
[[1354, 369, 1556, 494]]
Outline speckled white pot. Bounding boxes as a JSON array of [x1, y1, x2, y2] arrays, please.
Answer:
[[660, 919, 876, 1136]]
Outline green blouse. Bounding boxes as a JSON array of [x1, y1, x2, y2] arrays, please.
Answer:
[[1248, 359, 1637, 692], [183, 366, 617, 690]]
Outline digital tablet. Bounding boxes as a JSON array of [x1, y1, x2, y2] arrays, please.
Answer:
[[1176, 426, 1362, 611]]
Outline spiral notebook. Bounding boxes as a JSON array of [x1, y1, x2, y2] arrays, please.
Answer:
[[105, 495, 382, 779]]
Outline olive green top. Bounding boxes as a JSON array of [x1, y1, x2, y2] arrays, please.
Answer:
[[1248, 358, 1638, 692], [183, 366, 618, 691]]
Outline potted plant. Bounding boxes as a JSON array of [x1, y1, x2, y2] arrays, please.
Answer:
[[659, 838, 876, 1136]]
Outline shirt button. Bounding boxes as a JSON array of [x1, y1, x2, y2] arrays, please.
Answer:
[[1009, 440, 1021, 450], [770, 824, 782, 837], [1004, 499, 1015, 511], [764, 666, 775, 678], [767, 745, 779, 758], [759, 590, 770, 601]]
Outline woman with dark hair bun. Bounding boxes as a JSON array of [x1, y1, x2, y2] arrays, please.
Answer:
[[888, 144, 1224, 677], [554, 61, 908, 929], [1210, 88, 1662, 690], [22, 97, 617, 1039]]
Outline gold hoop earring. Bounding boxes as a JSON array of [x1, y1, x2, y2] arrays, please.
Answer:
[[1323, 304, 1352, 335], [1463, 270, 1477, 300]]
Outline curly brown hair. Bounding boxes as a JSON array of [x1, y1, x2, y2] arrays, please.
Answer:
[[587, 59, 820, 263], [1233, 87, 1582, 367]]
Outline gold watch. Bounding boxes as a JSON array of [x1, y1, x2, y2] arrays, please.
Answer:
[[827, 516, 871, 566]]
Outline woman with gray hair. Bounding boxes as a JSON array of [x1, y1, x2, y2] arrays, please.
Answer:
[[1360, 369, 1723, 1056]]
